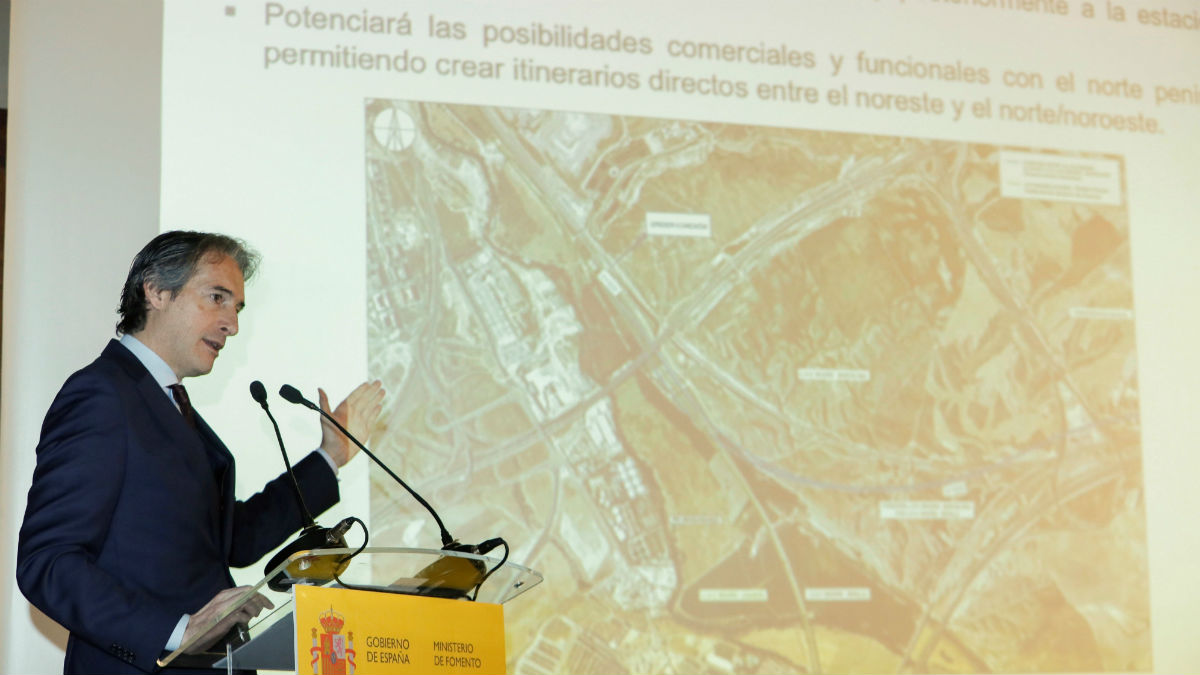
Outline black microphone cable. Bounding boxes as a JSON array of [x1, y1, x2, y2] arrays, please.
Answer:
[[329, 516, 373, 592], [469, 537, 509, 601]]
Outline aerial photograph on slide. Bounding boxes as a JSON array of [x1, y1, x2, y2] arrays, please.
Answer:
[[360, 97, 1147, 674]]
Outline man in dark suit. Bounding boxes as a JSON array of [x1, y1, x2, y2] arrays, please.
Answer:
[[16, 231, 385, 674]]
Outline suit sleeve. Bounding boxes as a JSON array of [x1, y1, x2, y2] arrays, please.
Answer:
[[226, 451, 340, 568], [16, 374, 179, 673]]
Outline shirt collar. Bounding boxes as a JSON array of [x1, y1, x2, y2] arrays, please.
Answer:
[[118, 333, 180, 394]]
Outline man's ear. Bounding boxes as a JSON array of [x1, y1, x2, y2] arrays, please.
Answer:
[[144, 281, 172, 311]]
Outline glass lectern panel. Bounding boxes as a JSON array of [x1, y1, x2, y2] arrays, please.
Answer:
[[158, 546, 542, 671]]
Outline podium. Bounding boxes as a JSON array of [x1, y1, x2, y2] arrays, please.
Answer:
[[157, 546, 542, 673]]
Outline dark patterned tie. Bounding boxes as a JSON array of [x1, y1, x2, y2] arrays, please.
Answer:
[[169, 382, 227, 534], [168, 383, 196, 428]]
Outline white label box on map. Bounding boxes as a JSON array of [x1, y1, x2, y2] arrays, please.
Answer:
[[998, 150, 1122, 205], [699, 588, 768, 603], [646, 212, 712, 238], [1069, 307, 1134, 320], [670, 514, 725, 526], [597, 269, 623, 295], [880, 500, 975, 520], [797, 368, 870, 382], [941, 480, 969, 498], [805, 587, 871, 602]]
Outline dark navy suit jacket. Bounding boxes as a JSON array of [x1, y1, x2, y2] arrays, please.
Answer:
[[17, 340, 340, 674]]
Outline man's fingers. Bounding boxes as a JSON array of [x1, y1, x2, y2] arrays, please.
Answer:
[[332, 381, 385, 412], [234, 590, 272, 616], [183, 587, 275, 653], [320, 381, 387, 464], [346, 381, 385, 423], [246, 594, 274, 615], [347, 380, 384, 406]]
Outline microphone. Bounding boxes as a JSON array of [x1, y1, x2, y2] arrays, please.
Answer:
[[278, 383, 317, 410], [278, 384, 456, 548], [250, 381, 346, 591], [250, 380, 315, 528]]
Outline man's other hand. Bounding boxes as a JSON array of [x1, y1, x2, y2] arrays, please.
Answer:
[[319, 380, 386, 467]]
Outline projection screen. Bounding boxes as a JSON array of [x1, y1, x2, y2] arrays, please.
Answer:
[[5, 1, 1200, 673]]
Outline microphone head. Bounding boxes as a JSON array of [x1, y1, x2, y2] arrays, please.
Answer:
[[279, 384, 311, 407], [249, 380, 268, 404]]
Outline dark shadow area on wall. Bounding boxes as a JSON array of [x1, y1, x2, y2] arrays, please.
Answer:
[[1, 108, 6, 367]]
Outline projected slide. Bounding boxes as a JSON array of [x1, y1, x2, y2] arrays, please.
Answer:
[[362, 99, 1145, 673]]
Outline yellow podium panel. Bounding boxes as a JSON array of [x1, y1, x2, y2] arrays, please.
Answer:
[[294, 585, 506, 675]]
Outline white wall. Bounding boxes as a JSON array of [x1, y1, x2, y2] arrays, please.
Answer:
[[0, 2, 161, 672]]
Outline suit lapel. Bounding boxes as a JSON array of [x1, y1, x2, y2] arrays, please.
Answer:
[[104, 341, 204, 444], [101, 340, 237, 557]]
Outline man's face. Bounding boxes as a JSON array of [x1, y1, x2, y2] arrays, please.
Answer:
[[137, 253, 246, 380]]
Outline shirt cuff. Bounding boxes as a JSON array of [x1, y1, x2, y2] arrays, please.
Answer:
[[165, 614, 190, 652], [316, 448, 339, 476]]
